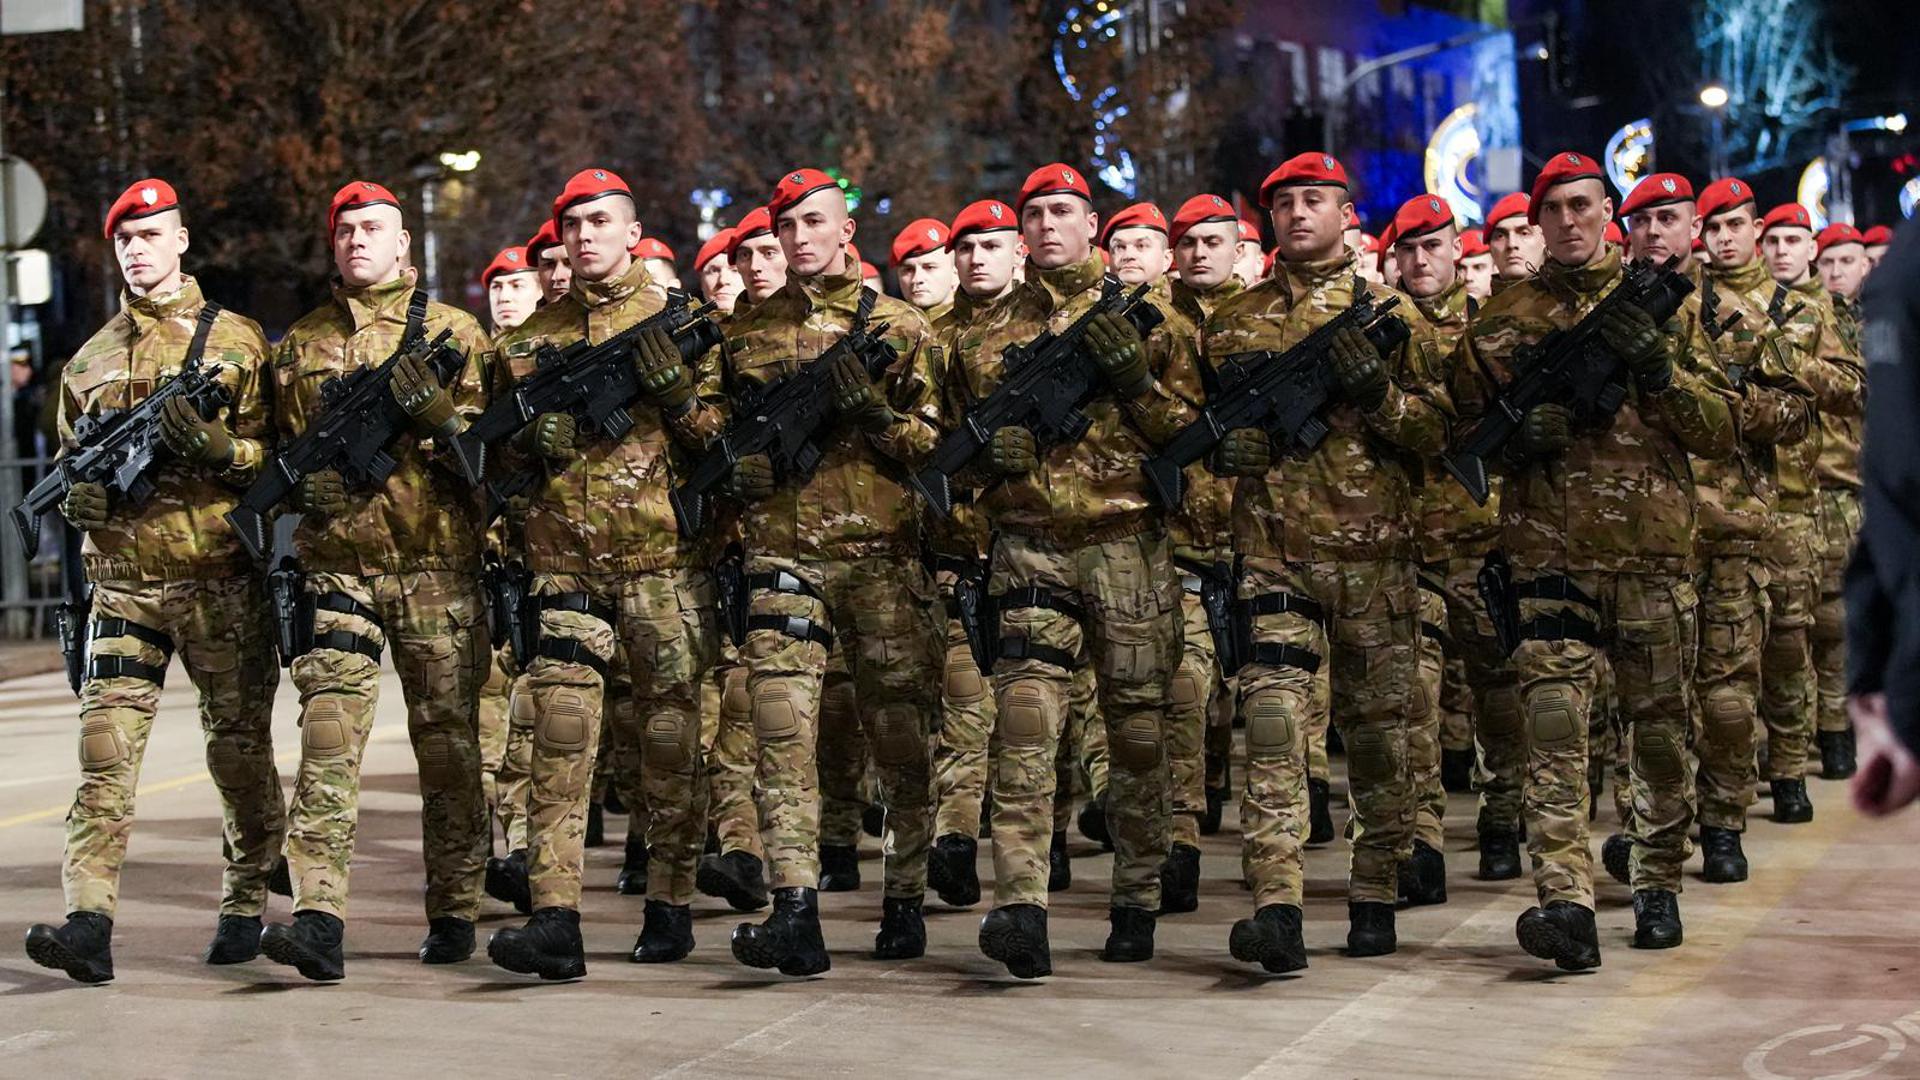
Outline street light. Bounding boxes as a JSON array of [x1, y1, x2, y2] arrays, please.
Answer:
[[1699, 84, 1729, 109], [438, 150, 481, 173], [1700, 84, 1729, 178]]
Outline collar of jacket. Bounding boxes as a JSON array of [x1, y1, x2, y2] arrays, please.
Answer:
[[122, 274, 204, 333], [332, 271, 419, 333], [1275, 250, 1358, 301], [787, 254, 866, 315], [1788, 273, 1827, 301], [1708, 255, 1772, 295], [1538, 243, 1621, 301], [953, 281, 1019, 322], [1413, 276, 1469, 324], [571, 255, 651, 310], [1034, 251, 1107, 305]]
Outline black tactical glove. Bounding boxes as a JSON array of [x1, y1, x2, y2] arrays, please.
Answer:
[[526, 412, 576, 462], [831, 350, 895, 433], [1210, 427, 1273, 477], [727, 452, 776, 502], [989, 425, 1039, 476], [633, 326, 695, 413], [1330, 325, 1390, 412], [391, 346, 460, 436], [1513, 403, 1575, 462], [1086, 312, 1152, 397], [1599, 304, 1674, 392], [159, 393, 234, 467], [295, 469, 349, 516], [61, 481, 110, 531]]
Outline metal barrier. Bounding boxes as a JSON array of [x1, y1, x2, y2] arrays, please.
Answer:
[[0, 452, 62, 639]]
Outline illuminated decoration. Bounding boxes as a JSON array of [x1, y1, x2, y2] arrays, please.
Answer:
[[1605, 118, 1655, 202], [1797, 157, 1830, 229], [1052, 3, 1136, 197], [689, 187, 732, 241], [1423, 103, 1482, 224], [824, 167, 864, 213], [1900, 177, 1918, 220]]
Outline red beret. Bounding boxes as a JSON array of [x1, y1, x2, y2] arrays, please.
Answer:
[[1458, 228, 1489, 259], [1760, 203, 1814, 236], [1816, 222, 1865, 254], [526, 219, 562, 263], [859, 260, 880, 280], [695, 228, 735, 271], [769, 168, 842, 218], [1696, 177, 1755, 223], [632, 236, 674, 262], [891, 218, 951, 267], [1603, 220, 1624, 245], [1168, 194, 1237, 248], [847, 242, 862, 265], [328, 180, 401, 237], [482, 246, 533, 288], [1237, 219, 1260, 243], [1262, 248, 1277, 277], [1101, 202, 1168, 245], [1259, 152, 1350, 208], [552, 167, 633, 225], [1691, 236, 1705, 253], [1016, 163, 1093, 212], [728, 206, 774, 258], [1862, 225, 1893, 246], [1618, 173, 1694, 219], [951, 199, 1019, 242], [104, 178, 180, 239], [1391, 194, 1455, 241], [1528, 152, 1604, 222], [1486, 192, 1531, 227]]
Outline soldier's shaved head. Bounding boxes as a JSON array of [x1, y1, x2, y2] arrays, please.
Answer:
[[1021, 194, 1097, 270], [112, 208, 189, 298], [332, 202, 410, 288], [561, 195, 640, 284], [777, 187, 854, 278], [1535, 177, 1611, 268]]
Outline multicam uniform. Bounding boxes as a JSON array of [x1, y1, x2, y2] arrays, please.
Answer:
[[1813, 290, 1865, 750]]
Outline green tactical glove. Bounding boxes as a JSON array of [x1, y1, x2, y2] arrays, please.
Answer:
[[727, 452, 776, 502], [390, 346, 460, 437], [159, 393, 234, 467], [989, 425, 1039, 476], [294, 469, 349, 516], [831, 350, 895, 433], [1330, 325, 1390, 412], [526, 412, 576, 462], [1085, 312, 1152, 398], [1513, 403, 1575, 462], [61, 481, 111, 531], [1210, 427, 1272, 477], [1599, 304, 1674, 392], [633, 326, 695, 413]]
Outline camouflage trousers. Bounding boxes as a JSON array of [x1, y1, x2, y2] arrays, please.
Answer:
[[1055, 665, 1105, 832], [987, 531, 1176, 911], [743, 555, 940, 898], [1168, 567, 1222, 848], [521, 569, 716, 909], [1413, 557, 1526, 842], [1760, 513, 1821, 781], [1695, 555, 1769, 830], [286, 570, 488, 921], [1814, 489, 1861, 736], [1239, 558, 1420, 908], [1511, 568, 1698, 908], [704, 644, 762, 858], [817, 643, 876, 848], [64, 576, 284, 919], [595, 681, 648, 845], [477, 647, 531, 850], [497, 669, 534, 853], [933, 565, 995, 840]]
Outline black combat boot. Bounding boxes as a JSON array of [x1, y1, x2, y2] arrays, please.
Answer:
[[732, 887, 830, 976], [1228, 904, 1308, 974], [862, 802, 888, 839], [1632, 889, 1683, 949], [1077, 793, 1112, 850], [873, 895, 927, 960], [616, 836, 650, 897], [1818, 729, 1857, 779], [489, 907, 585, 980], [1159, 843, 1202, 914], [928, 834, 981, 908], [1699, 826, 1748, 884], [1516, 901, 1601, 971], [1047, 832, 1072, 892], [419, 916, 475, 964], [632, 900, 694, 964], [1202, 753, 1229, 836], [697, 850, 771, 912], [1397, 840, 1448, 906], [485, 848, 532, 915], [1346, 902, 1396, 957], [819, 845, 861, 892], [204, 914, 262, 965], [268, 857, 292, 898], [979, 903, 1051, 978], [260, 910, 346, 982], [1771, 778, 1813, 823], [1307, 778, 1335, 845], [1601, 832, 1632, 885], [25, 911, 114, 984], [1101, 905, 1156, 962], [1441, 747, 1474, 793], [585, 801, 606, 848], [1477, 826, 1522, 881]]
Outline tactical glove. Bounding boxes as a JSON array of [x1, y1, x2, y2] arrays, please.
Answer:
[[61, 481, 110, 531], [1600, 304, 1674, 392], [1086, 312, 1152, 398], [295, 469, 349, 516], [527, 412, 576, 462], [159, 393, 234, 466], [1330, 325, 1390, 411], [634, 326, 695, 413], [391, 347, 460, 436], [1513, 403, 1575, 462], [727, 452, 776, 502], [1211, 427, 1273, 477], [989, 425, 1039, 476], [831, 350, 895, 433]]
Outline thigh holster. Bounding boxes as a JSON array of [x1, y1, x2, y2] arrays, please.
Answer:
[[1513, 576, 1601, 647], [528, 591, 617, 677], [991, 585, 1084, 671], [1234, 590, 1327, 675], [87, 616, 175, 685], [300, 591, 385, 664], [745, 570, 834, 651]]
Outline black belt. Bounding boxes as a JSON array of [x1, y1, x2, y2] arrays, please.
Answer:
[[1246, 641, 1322, 674], [1517, 612, 1600, 647], [992, 586, 1086, 624], [996, 635, 1078, 671], [90, 617, 174, 656], [747, 570, 820, 601], [538, 591, 618, 627], [1244, 592, 1327, 625], [313, 592, 384, 629], [747, 613, 834, 651], [1513, 575, 1599, 609], [536, 637, 609, 676], [309, 629, 383, 663], [87, 655, 169, 685]]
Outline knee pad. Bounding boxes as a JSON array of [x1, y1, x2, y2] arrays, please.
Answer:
[[1702, 687, 1752, 740], [998, 677, 1054, 749], [301, 695, 354, 760], [1108, 710, 1163, 772], [1633, 729, 1686, 784], [1168, 669, 1204, 715], [1244, 692, 1297, 761], [533, 687, 594, 753], [821, 679, 857, 726], [721, 667, 751, 723], [78, 714, 132, 772], [872, 703, 926, 767], [509, 686, 538, 729], [415, 730, 461, 788], [204, 738, 252, 789], [943, 645, 987, 705], [1345, 727, 1394, 784], [645, 711, 696, 772], [752, 684, 804, 743], [1525, 684, 1580, 748]]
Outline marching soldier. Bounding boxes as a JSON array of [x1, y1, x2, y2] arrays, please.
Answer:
[[1459, 227, 1494, 302], [695, 228, 745, 315], [729, 206, 787, 311], [25, 179, 286, 984], [485, 246, 539, 334], [893, 218, 958, 319], [634, 236, 682, 288], [1861, 224, 1892, 269], [1485, 192, 1544, 290], [528, 220, 572, 305], [1812, 223, 1870, 779]]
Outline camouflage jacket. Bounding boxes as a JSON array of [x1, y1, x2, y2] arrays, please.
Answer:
[[1163, 277, 1240, 558], [1412, 277, 1500, 563], [940, 252, 1202, 547], [491, 259, 724, 574], [1816, 290, 1865, 491], [58, 276, 271, 581], [713, 257, 942, 561], [1693, 258, 1815, 555], [1453, 246, 1737, 575], [1203, 251, 1450, 564], [271, 273, 493, 576], [1170, 276, 1243, 328]]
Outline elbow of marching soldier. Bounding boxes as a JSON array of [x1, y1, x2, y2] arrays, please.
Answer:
[[1362, 381, 1448, 456], [218, 437, 266, 488], [1652, 376, 1737, 461]]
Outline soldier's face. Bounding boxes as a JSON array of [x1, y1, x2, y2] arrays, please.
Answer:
[[536, 248, 572, 302], [1763, 227, 1814, 284], [733, 234, 788, 302], [698, 254, 744, 313], [1174, 222, 1236, 290], [113, 209, 188, 296], [1021, 195, 1096, 270], [1393, 229, 1459, 299], [644, 257, 682, 289], [1627, 202, 1699, 267], [777, 189, 855, 278], [954, 232, 1019, 298], [1233, 239, 1266, 285], [561, 197, 640, 282], [488, 271, 538, 331], [1701, 206, 1758, 270], [1536, 179, 1611, 267], [1867, 243, 1889, 267], [1817, 243, 1868, 299], [897, 247, 957, 310], [1461, 253, 1494, 300], [332, 204, 409, 288], [1107, 228, 1171, 286], [1487, 218, 1544, 278], [1269, 187, 1347, 263]]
